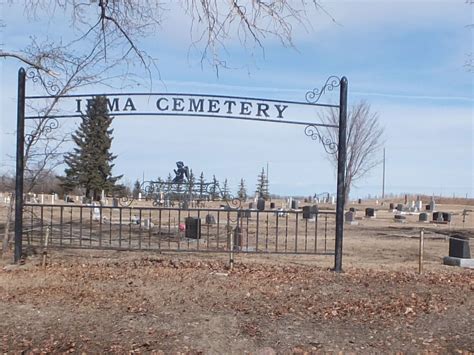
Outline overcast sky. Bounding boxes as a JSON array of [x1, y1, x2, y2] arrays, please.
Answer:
[[0, 1, 472, 199]]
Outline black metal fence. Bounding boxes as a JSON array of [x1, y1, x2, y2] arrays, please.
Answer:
[[23, 203, 335, 255]]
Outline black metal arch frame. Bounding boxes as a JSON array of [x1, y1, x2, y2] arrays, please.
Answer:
[[14, 68, 347, 271]]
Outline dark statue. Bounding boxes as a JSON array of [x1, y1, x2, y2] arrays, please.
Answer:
[[172, 161, 189, 183]]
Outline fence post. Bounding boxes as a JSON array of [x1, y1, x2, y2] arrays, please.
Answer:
[[334, 77, 348, 272], [14, 68, 26, 263], [418, 228, 424, 274]]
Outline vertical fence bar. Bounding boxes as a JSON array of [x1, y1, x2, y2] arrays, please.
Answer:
[[79, 206, 83, 246], [334, 77, 348, 272], [40, 206, 44, 246], [217, 210, 220, 249], [265, 213, 269, 251], [109, 208, 112, 246], [285, 213, 288, 252], [256, 211, 259, 252], [60, 206, 64, 246], [69, 207, 73, 245], [304, 218, 308, 252], [14, 68, 26, 263], [314, 213, 318, 253], [324, 214, 328, 252], [275, 213, 279, 252], [148, 209, 152, 248], [295, 212, 299, 252], [158, 209, 162, 250], [138, 208, 142, 249], [128, 208, 132, 248], [98, 206, 102, 247], [119, 208, 123, 247]]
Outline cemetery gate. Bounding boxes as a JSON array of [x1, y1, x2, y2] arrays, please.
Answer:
[[14, 67, 348, 271]]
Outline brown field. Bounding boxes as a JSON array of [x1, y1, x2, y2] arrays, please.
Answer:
[[1, 198, 473, 353]]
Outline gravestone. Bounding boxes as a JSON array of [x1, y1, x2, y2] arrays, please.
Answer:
[[257, 198, 265, 211], [249, 202, 254, 209], [448, 235, 471, 258], [426, 204, 431, 211], [270, 202, 276, 209], [429, 197, 436, 212], [92, 204, 101, 221], [112, 198, 118, 207], [389, 203, 395, 210], [365, 208, 376, 218], [291, 200, 299, 209], [442, 212, 452, 223], [233, 226, 243, 250], [302, 206, 316, 219], [433, 212, 444, 222], [396, 203, 403, 212], [358, 198, 362, 204], [345, 211, 358, 225], [394, 214, 406, 223], [185, 217, 201, 239], [419, 212, 429, 222], [205, 214, 216, 225], [349, 207, 356, 212]]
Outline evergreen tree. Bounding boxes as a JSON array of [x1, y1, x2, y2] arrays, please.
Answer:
[[132, 179, 141, 198], [237, 178, 247, 201], [256, 168, 269, 200], [198, 172, 205, 198], [209, 175, 219, 200], [59, 96, 122, 200], [222, 178, 230, 200]]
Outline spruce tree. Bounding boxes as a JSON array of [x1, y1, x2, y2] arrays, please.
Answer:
[[198, 172, 205, 198], [256, 168, 269, 200], [132, 179, 141, 198], [237, 178, 247, 201], [60, 96, 122, 200], [222, 178, 230, 200], [209, 175, 219, 200]]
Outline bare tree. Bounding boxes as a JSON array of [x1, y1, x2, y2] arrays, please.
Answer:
[[1, 1, 333, 193], [321, 101, 384, 203]]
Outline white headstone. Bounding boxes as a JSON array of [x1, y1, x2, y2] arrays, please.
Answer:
[[138, 192, 142, 201], [330, 196, 336, 205], [41, 194, 44, 204], [51, 193, 55, 205], [92, 203, 101, 221]]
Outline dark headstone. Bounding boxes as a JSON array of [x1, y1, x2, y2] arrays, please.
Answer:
[[426, 204, 431, 211], [233, 226, 243, 250], [205, 214, 216, 225], [302, 206, 315, 219], [449, 235, 471, 258], [270, 202, 276, 209], [396, 204, 403, 212], [291, 200, 299, 209], [345, 211, 355, 222], [442, 212, 452, 223], [389, 203, 395, 210], [358, 198, 362, 204], [419, 212, 428, 222], [365, 208, 375, 217], [394, 214, 406, 220], [249, 202, 254, 209], [185, 217, 201, 239], [349, 207, 356, 213], [257, 198, 265, 211], [433, 212, 443, 222]]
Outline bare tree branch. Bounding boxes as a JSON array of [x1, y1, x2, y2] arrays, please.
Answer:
[[321, 101, 385, 203]]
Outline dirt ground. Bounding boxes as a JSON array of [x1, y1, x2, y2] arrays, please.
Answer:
[[1, 199, 473, 353]]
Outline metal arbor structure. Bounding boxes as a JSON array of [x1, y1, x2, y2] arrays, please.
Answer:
[[14, 67, 347, 271]]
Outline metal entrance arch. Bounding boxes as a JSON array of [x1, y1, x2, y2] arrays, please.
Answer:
[[14, 68, 347, 271]]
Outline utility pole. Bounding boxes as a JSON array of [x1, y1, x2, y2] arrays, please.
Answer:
[[382, 148, 386, 200]]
